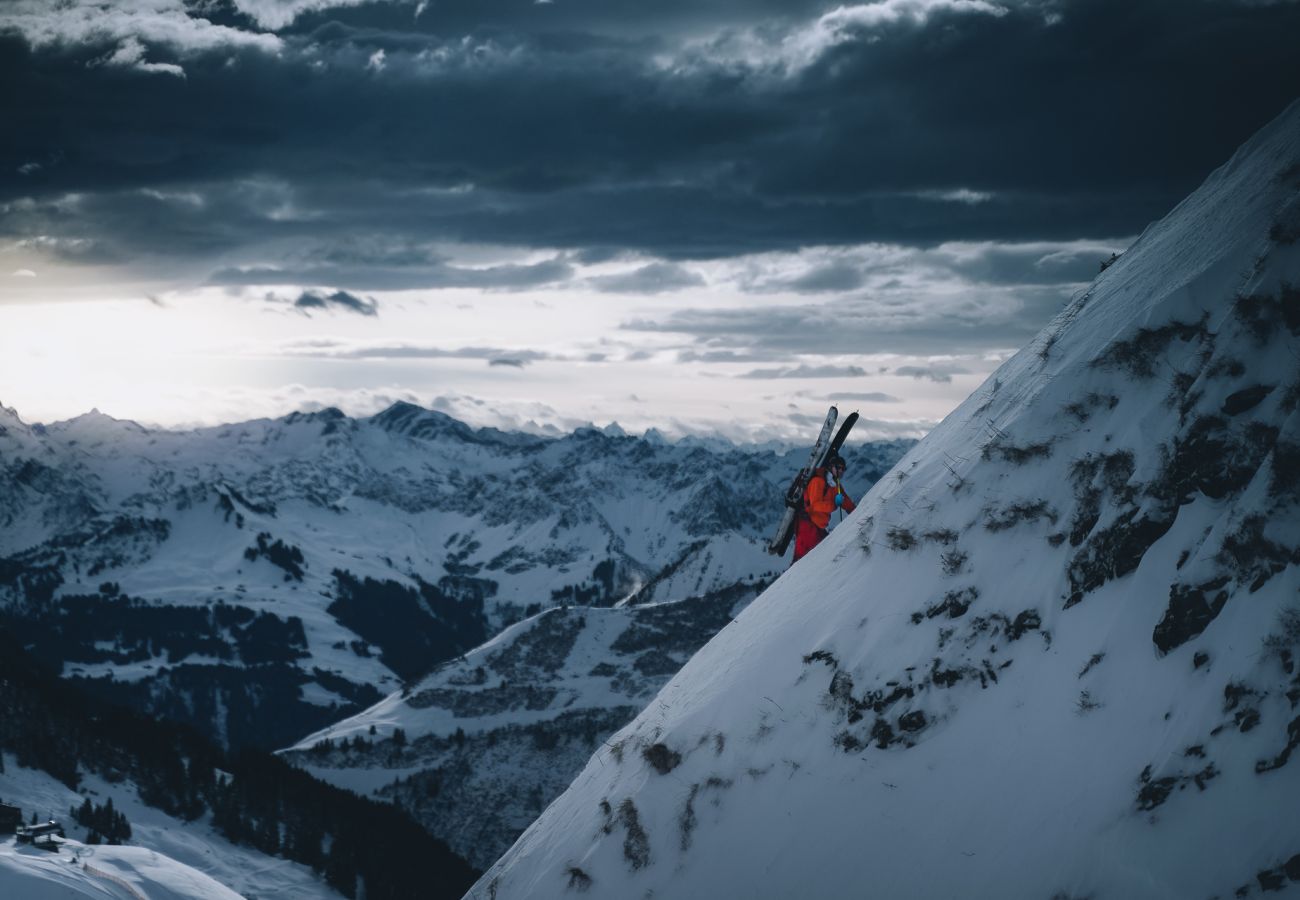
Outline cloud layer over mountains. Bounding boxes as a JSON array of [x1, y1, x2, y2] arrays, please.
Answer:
[[4, 0, 1299, 436]]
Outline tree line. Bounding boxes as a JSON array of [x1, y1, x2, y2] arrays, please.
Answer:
[[0, 628, 479, 898]]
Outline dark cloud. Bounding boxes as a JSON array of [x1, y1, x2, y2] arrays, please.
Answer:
[[292, 289, 377, 315], [676, 348, 775, 363], [573, 246, 632, 265], [588, 262, 704, 294], [940, 243, 1126, 286], [212, 256, 574, 291], [13, 234, 120, 264], [283, 341, 555, 363], [2, 0, 1299, 276], [893, 364, 971, 384], [279, 0, 827, 41], [625, 282, 1075, 356], [767, 262, 868, 294]]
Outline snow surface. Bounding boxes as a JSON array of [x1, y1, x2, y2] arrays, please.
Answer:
[[0, 754, 338, 899], [470, 101, 1300, 899]]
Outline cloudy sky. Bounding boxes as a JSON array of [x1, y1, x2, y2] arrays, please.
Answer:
[[2, 0, 1299, 441]]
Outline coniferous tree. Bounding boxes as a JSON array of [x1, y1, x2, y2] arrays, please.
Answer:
[[325, 835, 359, 898], [287, 815, 325, 870], [117, 811, 132, 843], [255, 814, 280, 855]]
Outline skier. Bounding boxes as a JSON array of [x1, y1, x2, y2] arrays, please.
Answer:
[[792, 453, 855, 564]]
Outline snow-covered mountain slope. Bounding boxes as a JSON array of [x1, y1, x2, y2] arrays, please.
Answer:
[[282, 579, 765, 869], [0, 620, 480, 898], [471, 102, 1300, 899], [0, 841, 239, 900], [0, 753, 332, 899], [0, 401, 908, 750]]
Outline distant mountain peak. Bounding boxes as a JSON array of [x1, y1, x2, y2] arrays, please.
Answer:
[[369, 400, 476, 441], [48, 407, 148, 435], [282, 406, 346, 423]]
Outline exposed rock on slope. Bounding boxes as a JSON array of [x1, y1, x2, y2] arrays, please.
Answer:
[[282, 579, 766, 869]]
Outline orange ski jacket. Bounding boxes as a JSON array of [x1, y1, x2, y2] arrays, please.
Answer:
[[803, 467, 855, 529]]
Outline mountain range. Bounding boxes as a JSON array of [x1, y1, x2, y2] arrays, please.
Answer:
[[0, 396, 908, 877], [0, 399, 908, 753]]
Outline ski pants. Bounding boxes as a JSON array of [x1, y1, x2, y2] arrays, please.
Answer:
[[792, 517, 828, 564]]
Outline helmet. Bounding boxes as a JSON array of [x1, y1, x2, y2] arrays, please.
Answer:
[[826, 453, 846, 471]]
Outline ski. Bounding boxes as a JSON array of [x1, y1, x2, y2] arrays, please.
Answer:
[[767, 406, 838, 556], [821, 411, 859, 468]]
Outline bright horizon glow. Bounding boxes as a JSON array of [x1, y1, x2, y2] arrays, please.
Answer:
[[0, 254, 1011, 442], [0, 199, 1119, 444]]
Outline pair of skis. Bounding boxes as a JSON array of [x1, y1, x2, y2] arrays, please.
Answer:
[[767, 406, 858, 556]]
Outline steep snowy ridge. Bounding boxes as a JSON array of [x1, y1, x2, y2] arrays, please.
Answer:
[[0, 414, 100, 553], [472, 103, 1300, 898], [0, 403, 32, 444]]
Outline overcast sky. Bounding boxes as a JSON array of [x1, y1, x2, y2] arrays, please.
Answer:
[[2, 0, 1299, 441]]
